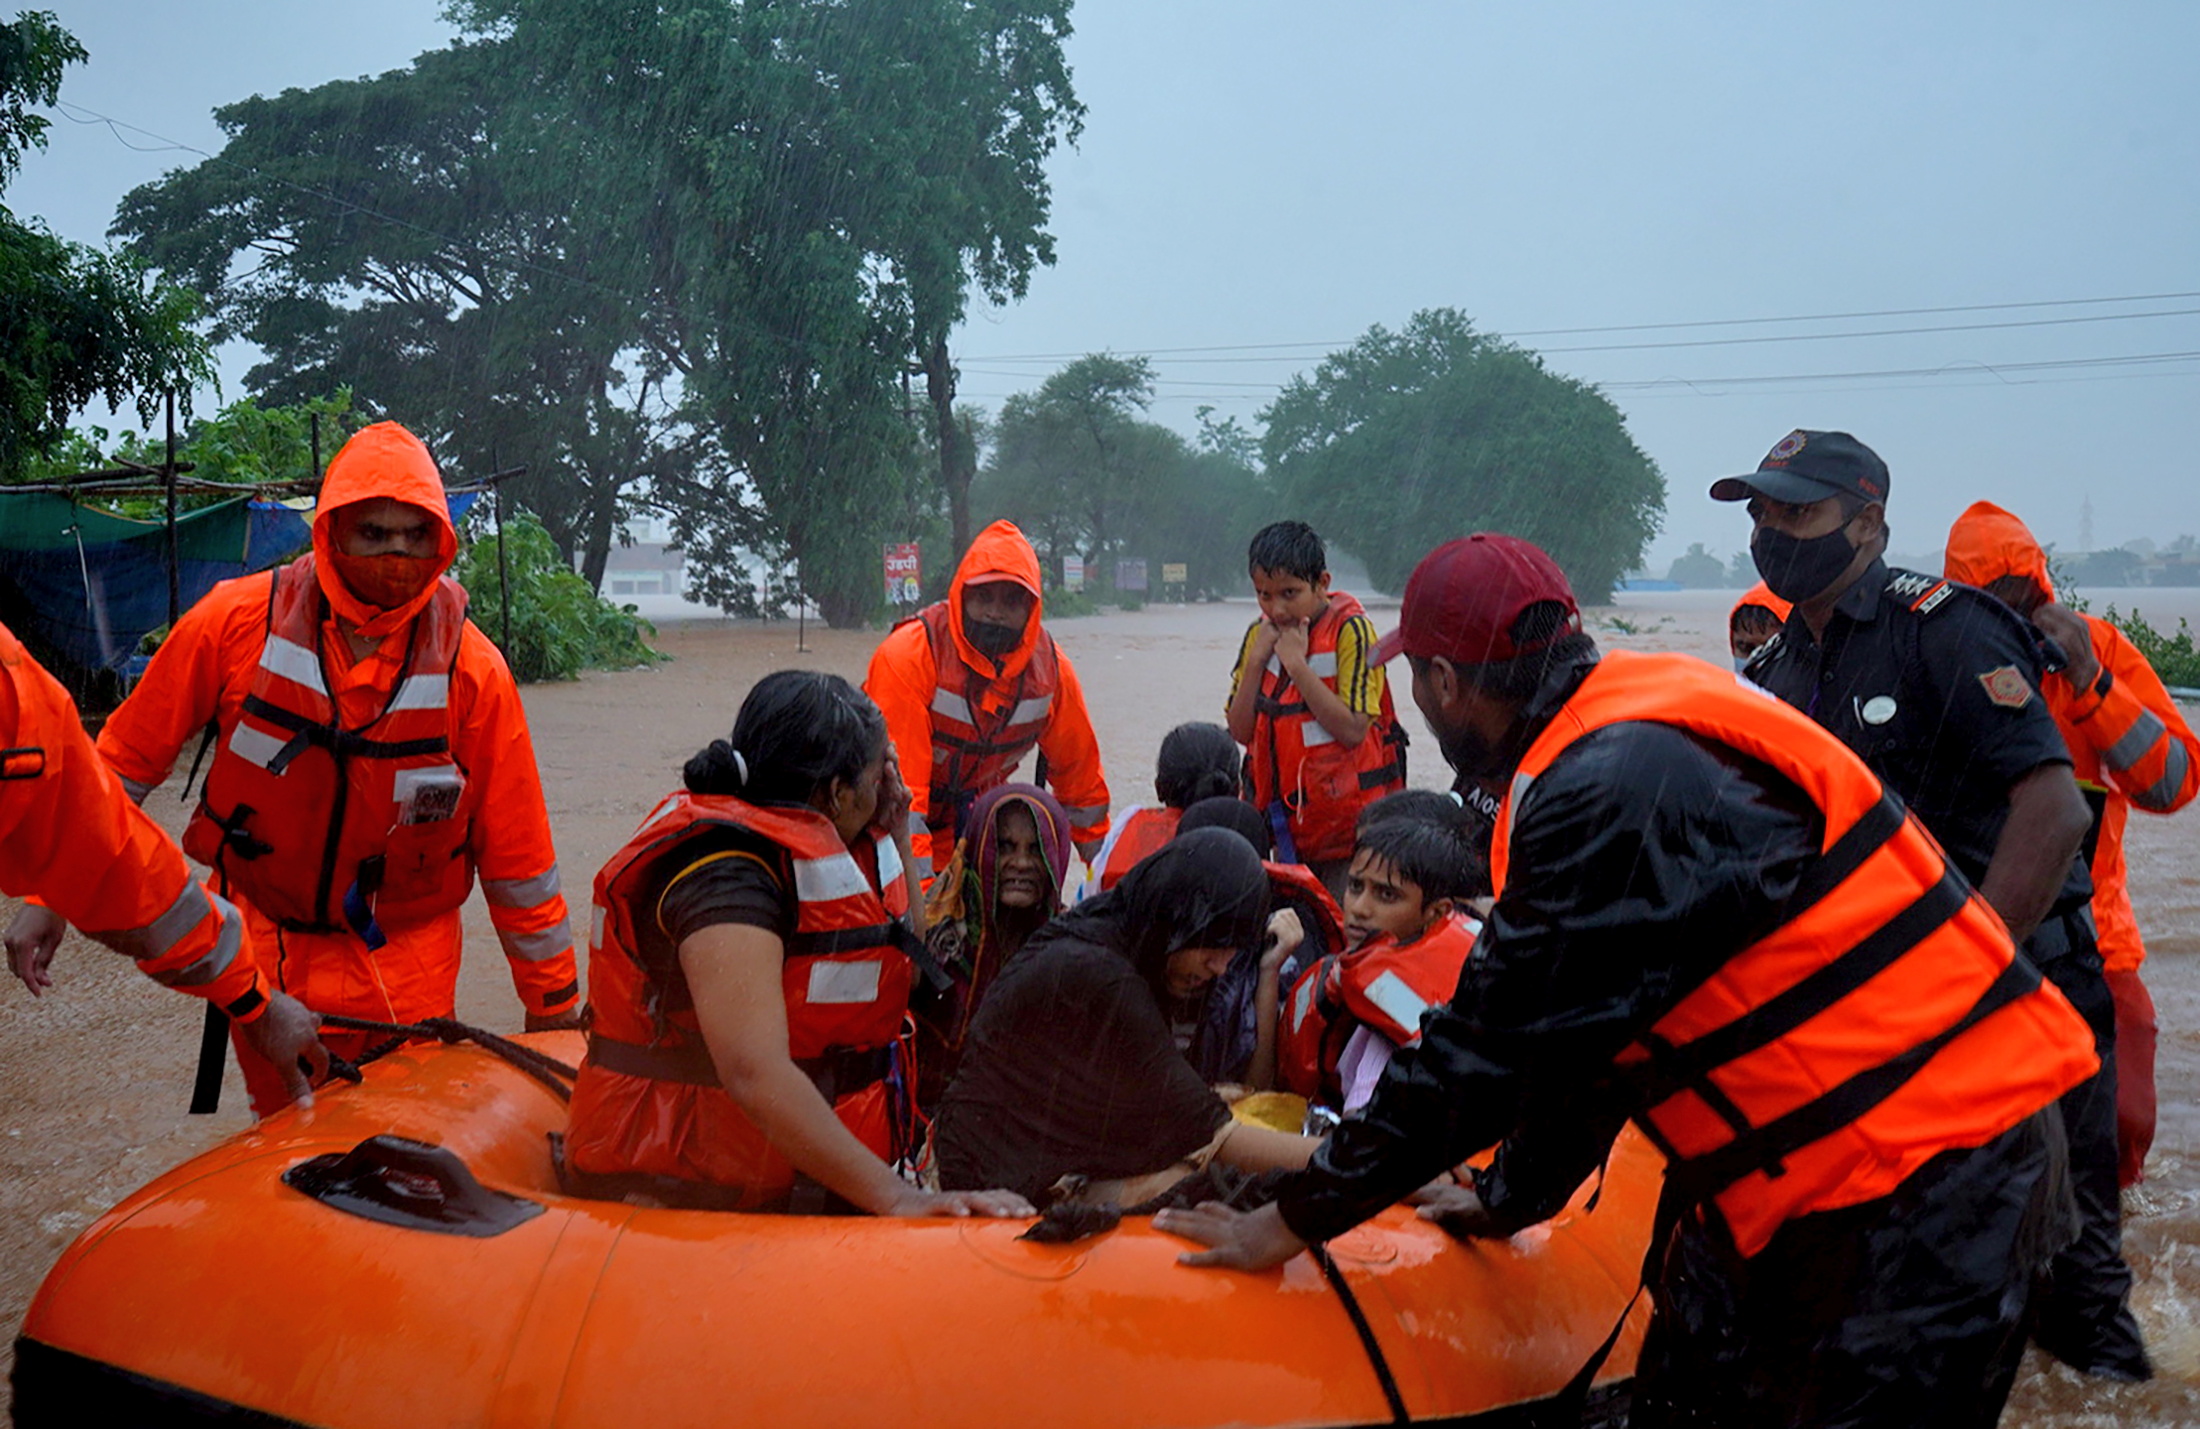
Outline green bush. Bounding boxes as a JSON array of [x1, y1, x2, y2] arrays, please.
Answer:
[[2103, 606, 2200, 689], [1115, 594, 1145, 612], [1042, 587, 1100, 618], [454, 510, 664, 682]]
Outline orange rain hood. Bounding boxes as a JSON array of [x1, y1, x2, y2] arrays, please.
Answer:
[[946, 520, 1045, 680], [311, 422, 459, 639], [1943, 500, 2054, 607], [1730, 581, 1793, 626]]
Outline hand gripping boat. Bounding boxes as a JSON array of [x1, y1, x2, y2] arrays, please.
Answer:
[[13, 1031, 1660, 1428]]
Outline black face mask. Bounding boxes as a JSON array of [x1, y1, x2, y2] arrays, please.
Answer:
[[966, 619, 1024, 658], [1752, 523, 1859, 605]]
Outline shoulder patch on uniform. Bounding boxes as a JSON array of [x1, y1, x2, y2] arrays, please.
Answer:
[[1886, 571, 1936, 601], [1978, 665, 2033, 709], [1910, 580, 1953, 615]]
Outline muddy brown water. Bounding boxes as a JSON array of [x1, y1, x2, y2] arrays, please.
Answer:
[[3, 593, 2194, 1424]]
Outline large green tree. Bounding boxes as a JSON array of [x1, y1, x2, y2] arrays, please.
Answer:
[[1263, 309, 1665, 602], [976, 354, 1264, 596], [1, 10, 209, 481], [111, 41, 705, 588], [449, 0, 1082, 623]]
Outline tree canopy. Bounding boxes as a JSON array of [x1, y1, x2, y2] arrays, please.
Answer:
[[1, 10, 210, 481], [975, 354, 1264, 598], [1262, 309, 1665, 602], [113, 0, 1081, 625]]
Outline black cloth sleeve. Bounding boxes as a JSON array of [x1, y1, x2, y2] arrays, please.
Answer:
[[1915, 592, 2074, 791], [935, 941, 1232, 1202], [1272, 721, 1824, 1246], [654, 829, 795, 947]]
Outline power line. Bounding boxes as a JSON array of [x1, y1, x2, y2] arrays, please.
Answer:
[[966, 302, 2200, 365]]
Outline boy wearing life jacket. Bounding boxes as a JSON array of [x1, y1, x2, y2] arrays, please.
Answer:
[[1256, 791, 1481, 1112], [1224, 522, 1406, 900]]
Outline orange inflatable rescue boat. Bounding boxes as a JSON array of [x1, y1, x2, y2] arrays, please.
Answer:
[[14, 1032, 1660, 1427]]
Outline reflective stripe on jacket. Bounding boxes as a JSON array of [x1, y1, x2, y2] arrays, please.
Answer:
[[0, 621, 265, 1016], [566, 792, 917, 1200], [1493, 650, 2099, 1256], [183, 558, 471, 933], [1278, 913, 1478, 1107], [1248, 592, 1406, 863], [1093, 805, 1180, 892]]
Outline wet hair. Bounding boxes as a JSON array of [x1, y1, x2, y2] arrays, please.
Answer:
[[1981, 573, 2048, 618], [1729, 603, 1784, 634], [1247, 521, 1326, 584], [1177, 794, 1272, 858], [1155, 722, 1242, 808], [1351, 790, 1482, 905], [684, 670, 887, 806], [1409, 601, 1598, 706]]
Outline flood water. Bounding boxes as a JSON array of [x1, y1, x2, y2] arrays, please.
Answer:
[[3, 587, 2196, 1423]]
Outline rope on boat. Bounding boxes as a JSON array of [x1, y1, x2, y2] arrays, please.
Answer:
[[317, 1013, 580, 1103], [1313, 1244, 1410, 1425]]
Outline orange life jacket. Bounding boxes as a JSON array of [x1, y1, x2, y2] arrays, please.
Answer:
[[1248, 593, 1406, 862], [907, 601, 1063, 844], [1278, 913, 1479, 1106], [565, 792, 919, 1202], [182, 557, 474, 935], [1095, 805, 1180, 891], [1492, 650, 2099, 1256]]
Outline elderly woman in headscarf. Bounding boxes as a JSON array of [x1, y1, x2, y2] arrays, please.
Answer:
[[934, 828, 1317, 1206], [916, 782, 1074, 1105]]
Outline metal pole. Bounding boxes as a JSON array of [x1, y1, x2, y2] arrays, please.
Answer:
[[796, 558, 808, 654], [164, 391, 180, 625], [494, 475, 513, 654], [310, 412, 321, 496]]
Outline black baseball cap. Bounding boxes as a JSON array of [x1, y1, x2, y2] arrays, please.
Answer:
[[1709, 429, 1891, 506]]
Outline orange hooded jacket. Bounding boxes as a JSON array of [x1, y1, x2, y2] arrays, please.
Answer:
[[864, 520, 1110, 873], [1730, 582, 1792, 627], [1944, 501, 2199, 972], [0, 620, 268, 1018], [96, 424, 579, 1061]]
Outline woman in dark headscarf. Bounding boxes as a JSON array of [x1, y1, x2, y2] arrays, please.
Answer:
[[934, 828, 1317, 1204], [916, 782, 1073, 1105]]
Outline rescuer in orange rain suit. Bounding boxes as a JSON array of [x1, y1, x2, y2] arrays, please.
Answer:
[[0, 619, 331, 1106], [5, 422, 580, 1114], [864, 520, 1110, 881], [1945, 501, 2200, 1187]]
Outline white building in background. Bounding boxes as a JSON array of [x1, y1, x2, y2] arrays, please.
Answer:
[[590, 511, 808, 620]]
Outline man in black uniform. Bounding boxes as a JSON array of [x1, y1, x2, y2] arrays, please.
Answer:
[[1717, 428, 2148, 1381]]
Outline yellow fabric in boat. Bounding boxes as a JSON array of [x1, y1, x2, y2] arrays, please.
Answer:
[[1229, 1091, 1308, 1134]]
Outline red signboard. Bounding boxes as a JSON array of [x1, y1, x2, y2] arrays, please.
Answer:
[[884, 542, 922, 604]]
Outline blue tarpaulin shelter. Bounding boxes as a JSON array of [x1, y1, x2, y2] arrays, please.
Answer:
[[0, 489, 482, 704]]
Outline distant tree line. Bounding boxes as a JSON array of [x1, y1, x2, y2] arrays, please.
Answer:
[[969, 310, 1667, 607]]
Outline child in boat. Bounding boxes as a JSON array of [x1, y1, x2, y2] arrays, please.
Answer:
[[1224, 521, 1407, 901], [1729, 581, 1791, 668], [1076, 721, 1241, 898], [1255, 790, 1483, 1114], [933, 829, 1318, 1206], [915, 782, 1073, 1106], [564, 670, 1031, 1218]]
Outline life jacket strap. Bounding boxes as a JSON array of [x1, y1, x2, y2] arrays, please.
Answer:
[[1662, 954, 2042, 1205], [585, 1032, 892, 1096], [241, 694, 452, 773]]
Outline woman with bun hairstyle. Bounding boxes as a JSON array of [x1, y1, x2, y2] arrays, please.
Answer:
[[565, 670, 1032, 1218], [1079, 722, 1244, 898]]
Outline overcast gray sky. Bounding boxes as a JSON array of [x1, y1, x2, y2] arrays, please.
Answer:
[[14, 1, 2197, 571]]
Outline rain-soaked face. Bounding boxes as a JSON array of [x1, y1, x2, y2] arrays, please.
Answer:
[[1342, 849, 1433, 948], [329, 497, 441, 610], [1729, 608, 1784, 661], [992, 804, 1049, 911], [1252, 566, 1330, 627], [962, 579, 1036, 658], [825, 740, 888, 842], [1164, 944, 1236, 998]]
